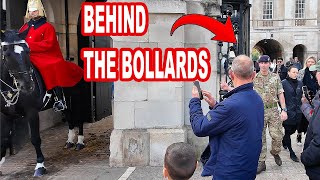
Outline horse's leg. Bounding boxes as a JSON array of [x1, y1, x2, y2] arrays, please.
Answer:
[[0, 156, 5, 175], [0, 144, 7, 175], [64, 110, 75, 149], [27, 111, 46, 177], [9, 121, 15, 155], [75, 120, 85, 151]]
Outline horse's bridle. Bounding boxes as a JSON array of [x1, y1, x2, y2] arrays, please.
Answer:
[[0, 40, 34, 107]]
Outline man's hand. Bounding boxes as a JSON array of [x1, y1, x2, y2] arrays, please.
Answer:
[[220, 82, 229, 91], [301, 95, 308, 104], [202, 90, 216, 107], [220, 82, 234, 91], [280, 111, 288, 121], [192, 86, 200, 98]]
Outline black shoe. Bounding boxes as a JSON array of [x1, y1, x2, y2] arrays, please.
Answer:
[[290, 152, 299, 162], [53, 100, 66, 112], [297, 134, 302, 146], [283, 144, 288, 150], [256, 161, 266, 174], [271, 153, 282, 166]]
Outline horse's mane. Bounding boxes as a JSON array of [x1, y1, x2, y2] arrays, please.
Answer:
[[2, 30, 23, 43]]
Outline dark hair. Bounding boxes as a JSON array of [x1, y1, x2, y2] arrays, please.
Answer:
[[287, 65, 298, 72], [277, 57, 283, 61], [164, 142, 197, 180], [285, 61, 294, 68]]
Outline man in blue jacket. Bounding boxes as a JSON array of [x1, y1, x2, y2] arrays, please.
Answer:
[[189, 55, 264, 180], [300, 62, 320, 180]]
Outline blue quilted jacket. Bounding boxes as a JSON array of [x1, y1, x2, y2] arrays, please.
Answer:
[[189, 83, 264, 180]]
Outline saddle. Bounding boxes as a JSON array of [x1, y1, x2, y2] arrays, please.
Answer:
[[31, 65, 56, 111]]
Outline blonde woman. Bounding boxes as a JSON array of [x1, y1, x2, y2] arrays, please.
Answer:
[[296, 56, 318, 145]]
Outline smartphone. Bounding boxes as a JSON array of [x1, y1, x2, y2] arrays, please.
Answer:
[[193, 81, 203, 100], [302, 86, 308, 97]]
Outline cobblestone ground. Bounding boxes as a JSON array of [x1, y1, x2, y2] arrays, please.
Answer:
[[0, 116, 113, 179], [0, 117, 310, 180], [255, 128, 309, 180]]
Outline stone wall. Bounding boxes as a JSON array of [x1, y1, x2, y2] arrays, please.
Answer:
[[250, 0, 320, 61], [109, 0, 219, 166]]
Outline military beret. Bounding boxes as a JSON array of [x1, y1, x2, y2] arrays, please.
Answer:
[[258, 55, 270, 63]]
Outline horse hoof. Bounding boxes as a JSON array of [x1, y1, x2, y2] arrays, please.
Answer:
[[9, 147, 17, 155], [75, 143, 85, 151], [64, 142, 75, 149], [34, 167, 46, 177]]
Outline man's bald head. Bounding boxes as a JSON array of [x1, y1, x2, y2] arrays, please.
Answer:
[[231, 55, 254, 80]]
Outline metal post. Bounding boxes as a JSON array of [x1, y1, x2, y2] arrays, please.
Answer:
[[64, 0, 70, 60], [0, 0, 3, 144]]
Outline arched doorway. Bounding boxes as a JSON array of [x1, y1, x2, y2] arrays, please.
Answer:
[[293, 44, 306, 64], [253, 39, 284, 61]]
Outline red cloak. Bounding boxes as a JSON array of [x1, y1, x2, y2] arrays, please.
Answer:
[[19, 20, 83, 90]]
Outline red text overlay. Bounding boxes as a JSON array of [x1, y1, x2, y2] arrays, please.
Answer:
[[81, 48, 211, 82], [81, 2, 148, 36]]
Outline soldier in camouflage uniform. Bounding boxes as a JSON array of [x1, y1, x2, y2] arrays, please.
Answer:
[[254, 55, 288, 174]]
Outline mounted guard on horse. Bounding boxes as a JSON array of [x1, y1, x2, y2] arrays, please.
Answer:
[[0, 0, 84, 176], [19, 0, 83, 112]]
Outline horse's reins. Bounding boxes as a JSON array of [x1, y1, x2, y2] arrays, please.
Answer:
[[0, 40, 33, 107]]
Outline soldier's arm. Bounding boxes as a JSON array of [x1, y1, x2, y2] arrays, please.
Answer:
[[278, 92, 286, 110], [277, 76, 286, 110]]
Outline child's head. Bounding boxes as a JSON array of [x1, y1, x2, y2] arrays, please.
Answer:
[[163, 142, 197, 180]]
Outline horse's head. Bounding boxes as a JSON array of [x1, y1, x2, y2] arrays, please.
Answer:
[[1, 30, 35, 93]]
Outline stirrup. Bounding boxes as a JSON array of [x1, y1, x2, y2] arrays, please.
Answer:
[[53, 100, 66, 112]]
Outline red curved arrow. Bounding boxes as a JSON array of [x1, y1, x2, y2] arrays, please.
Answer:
[[170, 14, 236, 43]]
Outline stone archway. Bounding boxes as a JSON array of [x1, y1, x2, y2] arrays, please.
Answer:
[[253, 39, 284, 60], [293, 44, 307, 64]]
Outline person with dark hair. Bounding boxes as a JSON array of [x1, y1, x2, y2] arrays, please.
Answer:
[[254, 55, 288, 174], [294, 57, 303, 70], [281, 66, 303, 162], [300, 60, 320, 179], [190, 55, 264, 179], [163, 142, 197, 180], [296, 56, 319, 145], [273, 57, 287, 80]]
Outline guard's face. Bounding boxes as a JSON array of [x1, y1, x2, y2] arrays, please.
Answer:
[[28, 10, 40, 19]]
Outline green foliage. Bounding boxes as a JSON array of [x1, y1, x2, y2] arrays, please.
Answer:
[[251, 48, 260, 61]]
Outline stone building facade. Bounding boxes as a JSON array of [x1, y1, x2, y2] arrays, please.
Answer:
[[3, 0, 228, 166], [108, 0, 220, 166], [250, 0, 320, 63], [4, 0, 319, 168]]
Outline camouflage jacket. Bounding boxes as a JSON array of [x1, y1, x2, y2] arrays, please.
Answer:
[[254, 72, 284, 105]]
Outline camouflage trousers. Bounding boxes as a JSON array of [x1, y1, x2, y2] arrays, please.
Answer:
[[259, 107, 283, 162]]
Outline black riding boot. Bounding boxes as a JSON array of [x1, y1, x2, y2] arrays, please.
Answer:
[[52, 86, 66, 112]]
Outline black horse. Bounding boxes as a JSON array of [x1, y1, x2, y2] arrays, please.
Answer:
[[0, 30, 87, 177]]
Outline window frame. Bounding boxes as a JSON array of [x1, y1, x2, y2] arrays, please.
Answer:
[[295, 0, 305, 19], [263, 0, 273, 20]]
